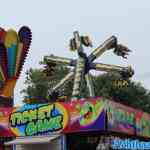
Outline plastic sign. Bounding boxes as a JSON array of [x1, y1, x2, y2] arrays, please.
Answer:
[[107, 100, 136, 135], [10, 103, 68, 136], [64, 98, 106, 133], [136, 112, 150, 138], [6, 98, 150, 138], [76, 100, 104, 126]]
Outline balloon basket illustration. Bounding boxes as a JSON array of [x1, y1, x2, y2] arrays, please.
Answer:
[[0, 26, 32, 104]]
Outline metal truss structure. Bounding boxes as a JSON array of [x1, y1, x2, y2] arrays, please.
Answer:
[[44, 31, 134, 101]]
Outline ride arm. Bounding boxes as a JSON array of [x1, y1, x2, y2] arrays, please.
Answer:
[[85, 73, 95, 97], [88, 36, 132, 62], [48, 71, 74, 96], [91, 63, 134, 78], [44, 55, 75, 66]]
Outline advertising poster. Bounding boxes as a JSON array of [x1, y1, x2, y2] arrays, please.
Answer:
[[9, 103, 69, 136], [9, 97, 150, 138], [136, 111, 150, 138], [9, 98, 106, 136], [64, 98, 106, 133], [107, 100, 136, 135]]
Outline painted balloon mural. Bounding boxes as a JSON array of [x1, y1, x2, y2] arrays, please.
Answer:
[[0, 26, 32, 97]]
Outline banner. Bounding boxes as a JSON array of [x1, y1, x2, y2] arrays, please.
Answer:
[[136, 111, 150, 137], [9, 98, 106, 136], [7, 97, 150, 138], [10, 103, 69, 136], [64, 98, 106, 133], [107, 100, 136, 135]]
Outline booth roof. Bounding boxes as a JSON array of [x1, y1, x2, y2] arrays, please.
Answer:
[[4, 135, 60, 145]]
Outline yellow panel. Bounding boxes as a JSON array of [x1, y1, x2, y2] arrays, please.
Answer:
[[1, 78, 17, 97], [4, 29, 18, 48]]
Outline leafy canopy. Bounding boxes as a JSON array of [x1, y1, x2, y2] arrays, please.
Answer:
[[21, 56, 150, 113]]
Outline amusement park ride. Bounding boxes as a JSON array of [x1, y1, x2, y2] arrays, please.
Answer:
[[0, 26, 32, 106], [0, 26, 134, 104], [44, 31, 134, 101]]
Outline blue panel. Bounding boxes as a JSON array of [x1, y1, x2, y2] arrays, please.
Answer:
[[7, 44, 17, 77]]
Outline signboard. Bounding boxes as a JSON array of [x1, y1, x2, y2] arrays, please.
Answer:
[[0, 107, 14, 137], [7, 97, 150, 138], [107, 100, 136, 135], [9, 98, 106, 136], [64, 98, 106, 133], [136, 111, 150, 137], [9, 103, 69, 136]]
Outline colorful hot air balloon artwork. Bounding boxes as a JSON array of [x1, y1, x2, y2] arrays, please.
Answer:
[[0, 26, 32, 98]]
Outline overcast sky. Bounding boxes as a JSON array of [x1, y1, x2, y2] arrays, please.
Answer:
[[1, 0, 150, 105]]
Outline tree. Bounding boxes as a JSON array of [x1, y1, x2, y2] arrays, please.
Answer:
[[21, 56, 150, 113], [93, 72, 150, 113], [21, 58, 70, 103]]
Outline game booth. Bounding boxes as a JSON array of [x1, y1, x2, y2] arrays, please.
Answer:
[[0, 97, 149, 150]]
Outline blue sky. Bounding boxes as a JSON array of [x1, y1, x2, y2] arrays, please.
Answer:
[[1, 0, 150, 105]]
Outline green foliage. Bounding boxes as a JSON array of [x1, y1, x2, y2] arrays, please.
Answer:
[[22, 57, 150, 113], [21, 69, 49, 101], [93, 72, 150, 113], [21, 58, 70, 103]]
